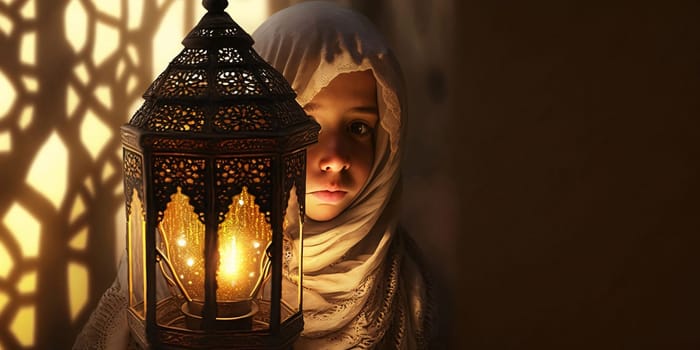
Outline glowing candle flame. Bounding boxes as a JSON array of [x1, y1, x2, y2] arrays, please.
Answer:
[[219, 236, 240, 280]]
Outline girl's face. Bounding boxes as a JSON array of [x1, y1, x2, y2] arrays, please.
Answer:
[[303, 70, 379, 221]]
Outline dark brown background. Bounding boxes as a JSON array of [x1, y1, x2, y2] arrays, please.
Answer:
[[451, 1, 700, 349]]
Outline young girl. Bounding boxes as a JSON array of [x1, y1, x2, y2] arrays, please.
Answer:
[[252, 2, 433, 349], [75, 2, 433, 349]]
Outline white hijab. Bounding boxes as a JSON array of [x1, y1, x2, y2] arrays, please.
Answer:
[[253, 2, 411, 348]]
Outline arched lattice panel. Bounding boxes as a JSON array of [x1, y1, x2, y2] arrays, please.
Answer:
[[0, 1, 269, 349]]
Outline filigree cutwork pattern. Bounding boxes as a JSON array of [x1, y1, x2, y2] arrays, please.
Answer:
[[214, 104, 272, 131], [191, 27, 240, 38], [216, 70, 263, 96], [153, 156, 207, 223], [123, 150, 144, 215], [284, 151, 307, 219], [146, 104, 205, 132], [173, 48, 209, 65], [218, 48, 243, 64], [128, 103, 151, 128], [158, 70, 208, 97], [214, 158, 272, 224], [258, 69, 294, 95]]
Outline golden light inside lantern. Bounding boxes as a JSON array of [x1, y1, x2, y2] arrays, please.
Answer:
[[158, 186, 272, 325]]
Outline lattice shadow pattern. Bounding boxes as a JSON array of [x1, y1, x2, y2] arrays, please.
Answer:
[[0, 1, 210, 348]]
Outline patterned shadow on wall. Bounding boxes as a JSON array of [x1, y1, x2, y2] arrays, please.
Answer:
[[0, 0, 266, 348]]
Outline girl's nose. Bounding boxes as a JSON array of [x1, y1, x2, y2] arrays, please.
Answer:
[[317, 133, 350, 172]]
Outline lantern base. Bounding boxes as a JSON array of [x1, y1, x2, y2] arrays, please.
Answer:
[[182, 299, 259, 330]]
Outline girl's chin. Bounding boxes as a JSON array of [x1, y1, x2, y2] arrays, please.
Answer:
[[306, 203, 346, 222]]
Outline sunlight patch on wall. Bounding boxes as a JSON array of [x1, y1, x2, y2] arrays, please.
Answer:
[[69, 227, 88, 251], [26, 132, 69, 209], [21, 76, 37, 93], [3, 203, 41, 257], [0, 241, 11, 279], [65, 0, 88, 53], [68, 262, 88, 320], [93, 22, 119, 66], [18, 105, 33, 130], [17, 271, 36, 294], [80, 109, 111, 160], [94, 85, 112, 110], [69, 195, 85, 224], [101, 161, 115, 182], [20, 0, 35, 19], [66, 84, 79, 118], [153, 0, 186, 74], [127, 1, 143, 30], [0, 12, 12, 37], [0, 70, 15, 119], [73, 63, 89, 85], [20, 31, 35, 65], [10, 305, 34, 347], [94, 0, 121, 19], [0, 131, 11, 152]]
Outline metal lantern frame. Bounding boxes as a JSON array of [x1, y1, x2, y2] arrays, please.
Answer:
[[120, 0, 319, 348]]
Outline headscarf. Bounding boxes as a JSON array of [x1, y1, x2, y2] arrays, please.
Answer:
[[253, 2, 429, 349]]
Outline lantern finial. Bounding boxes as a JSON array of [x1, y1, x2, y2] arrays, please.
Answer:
[[203, 0, 228, 13]]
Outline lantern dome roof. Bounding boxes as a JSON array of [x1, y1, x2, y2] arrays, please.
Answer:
[[124, 2, 318, 151]]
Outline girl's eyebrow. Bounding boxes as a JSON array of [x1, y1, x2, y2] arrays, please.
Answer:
[[349, 106, 379, 115]]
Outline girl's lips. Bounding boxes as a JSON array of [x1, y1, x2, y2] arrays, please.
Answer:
[[310, 190, 347, 203]]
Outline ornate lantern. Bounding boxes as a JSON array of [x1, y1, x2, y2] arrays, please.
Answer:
[[120, 0, 319, 348]]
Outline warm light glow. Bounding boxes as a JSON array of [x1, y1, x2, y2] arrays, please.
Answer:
[[66, 84, 79, 118], [83, 176, 95, 196], [65, 0, 88, 53], [26, 132, 69, 209], [153, 0, 187, 75], [160, 186, 272, 302], [160, 187, 205, 300], [0, 131, 11, 152], [95, 85, 112, 109], [0, 12, 13, 36], [3, 202, 41, 257], [0, 241, 12, 279], [93, 22, 119, 65], [94, 0, 121, 19], [18, 105, 33, 129], [20, 31, 35, 65], [74, 63, 89, 85], [128, 190, 146, 316], [22, 76, 37, 92], [10, 306, 34, 347], [127, 1, 143, 30], [20, 0, 35, 19], [17, 271, 36, 294], [80, 109, 112, 160], [0, 70, 15, 119], [101, 162, 115, 182], [69, 228, 88, 251], [215, 186, 272, 300], [68, 262, 89, 320], [69, 195, 86, 224], [219, 235, 240, 280]]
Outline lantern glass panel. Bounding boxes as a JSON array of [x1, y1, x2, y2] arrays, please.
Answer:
[[281, 185, 302, 321], [127, 189, 146, 319]]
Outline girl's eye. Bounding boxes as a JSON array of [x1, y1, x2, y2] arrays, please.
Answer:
[[348, 121, 372, 136]]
